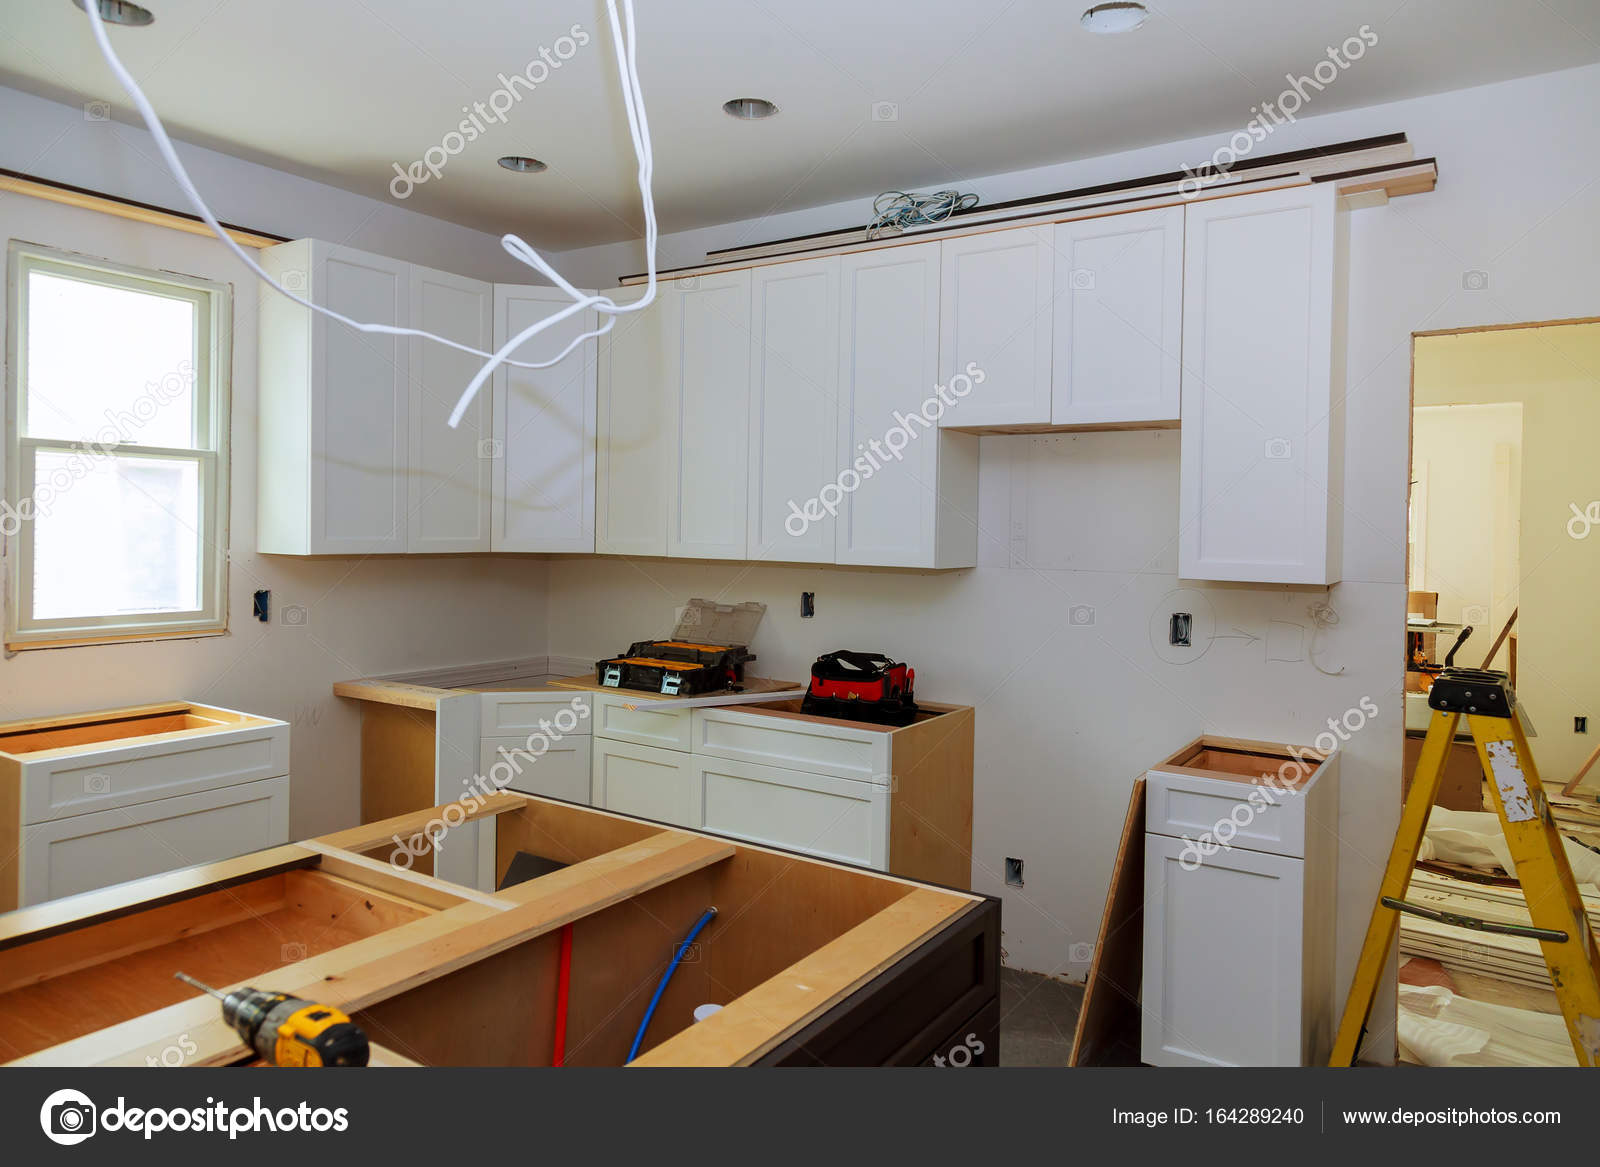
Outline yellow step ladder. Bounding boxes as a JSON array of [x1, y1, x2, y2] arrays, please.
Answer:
[[1331, 666, 1600, 1066]]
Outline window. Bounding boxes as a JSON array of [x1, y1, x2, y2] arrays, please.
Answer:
[[5, 242, 230, 648]]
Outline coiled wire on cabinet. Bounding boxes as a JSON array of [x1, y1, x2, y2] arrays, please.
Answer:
[[867, 189, 980, 238]]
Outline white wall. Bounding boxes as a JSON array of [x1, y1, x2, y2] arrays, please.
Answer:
[[1411, 403, 1522, 666], [1415, 323, 1600, 786], [547, 62, 1600, 1059], [0, 90, 553, 839]]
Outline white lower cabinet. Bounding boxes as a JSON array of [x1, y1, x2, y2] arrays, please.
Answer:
[[698, 755, 888, 869], [479, 735, 591, 804], [1141, 834, 1307, 1067], [1140, 736, 1339, 1067], [23, 776, 290, 906], [590, 738, 701, 828]]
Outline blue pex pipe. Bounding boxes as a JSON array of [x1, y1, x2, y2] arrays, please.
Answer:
[[626, 907, 718, 1062]]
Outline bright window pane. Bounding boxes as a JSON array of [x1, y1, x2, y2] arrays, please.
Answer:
[[30, 450, 202, 620], [25, 270, 197, 448]]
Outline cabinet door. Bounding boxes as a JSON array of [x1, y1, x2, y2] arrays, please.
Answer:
[[835, 243, 943, 567], [1141, 833, 1304, 1067], [668, 272, 750, 559], [697, 755, 889, 868], [590, 738, 700, 828], [479, 735, 591, 804], [492, 286, 597, 552], [1179, 185, 1340, 584], [595, 290, 672, 556], [21, 776, 290, 906], [408, 266, 492, 552], [747, 257, 840, 562], [938, 227, 1054, 427], [1052, 206, 1183, 425], [311, 243, 410, 553]]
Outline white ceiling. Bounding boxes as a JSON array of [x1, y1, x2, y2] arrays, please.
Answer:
[[3, 0, 1599, 249]]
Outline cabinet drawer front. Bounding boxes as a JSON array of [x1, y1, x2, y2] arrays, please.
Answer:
[[1141, 833, 1304, 1067], [480, 691, 593, 736], [21, 776, 291, 907], [479, 735, 591, 804], [698, 756, 888, 869], [1145, 767, 1307, 858], [593, 694, 693, 752], [591, 740, 700, 828], [691, 707, 890, 784], [22, 723, 289, 824]]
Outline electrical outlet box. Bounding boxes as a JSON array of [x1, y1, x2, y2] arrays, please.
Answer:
[[1004, 857, 1024, 887]]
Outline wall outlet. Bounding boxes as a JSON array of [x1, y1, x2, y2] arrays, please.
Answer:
[[801, 591, 815, 619], [1169, 612, 1192, 646], [1004, 857, 1024, 887], [1577, 716, 1588, 734]]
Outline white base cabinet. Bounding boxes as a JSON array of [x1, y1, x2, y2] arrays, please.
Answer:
[[698, 755, 888, 869], [1140, 736, 1339, 1067], [1, 701, 291, 909]]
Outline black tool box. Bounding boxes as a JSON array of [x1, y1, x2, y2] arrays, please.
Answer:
[[596, 639, 755, 696], [800, 650, 918, 726]]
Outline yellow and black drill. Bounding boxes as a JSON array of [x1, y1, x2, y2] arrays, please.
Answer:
[[174, 972, 369, 1067]]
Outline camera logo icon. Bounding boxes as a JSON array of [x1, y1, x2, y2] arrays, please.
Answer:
[[477, 438, 503, 460], [1264, 437, 1292, 460], [280, 604, 308, 627], [1462, 269, 1489, 291], [870, 101, 899, 122], [41, 1088, 97, 1145], [281, 269, 309, 293], [1069, 268, 1096, 291], [83, 101, 111, 122], [1069, 604, 1096, 627], [84, 773, 111, 796]]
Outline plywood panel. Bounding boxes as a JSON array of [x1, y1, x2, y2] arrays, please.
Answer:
[[359, 702, 438, 824]]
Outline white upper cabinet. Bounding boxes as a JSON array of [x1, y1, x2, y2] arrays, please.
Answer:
[[595, 286, 673, 556], [258, 239, 409, 555], [747, 257, 840, 563], [668, 272, 751, 560], [1179, 185, 1343, 585], [408, 266, 492, 553], [836, 243, 978, 569], [1052, 206, 1184, 426], [492, 286, 597, 553], [937, 228, 1055, 428]]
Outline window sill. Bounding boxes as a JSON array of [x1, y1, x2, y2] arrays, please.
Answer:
[[5, 626, 228, 653]]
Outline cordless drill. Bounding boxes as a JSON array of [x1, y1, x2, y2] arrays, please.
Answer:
[[175, 973, 369, 1067]]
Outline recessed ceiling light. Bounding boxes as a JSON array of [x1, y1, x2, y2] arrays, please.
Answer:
[[72, 0, 155, 26], [497, 155, 548, 174], [722, 97, 779, 121], [1080, 3, 1148, 34]]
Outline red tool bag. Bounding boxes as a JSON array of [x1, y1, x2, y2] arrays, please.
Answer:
[[801, 651, 918, 726]]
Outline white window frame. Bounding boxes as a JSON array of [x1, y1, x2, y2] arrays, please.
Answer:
[[4, 241, 231, 649]]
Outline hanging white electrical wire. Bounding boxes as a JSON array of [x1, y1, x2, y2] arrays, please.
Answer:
[[78, 0, 658, 429]]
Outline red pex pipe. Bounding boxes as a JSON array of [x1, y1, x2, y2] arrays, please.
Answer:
[[552, 923, 573, 1066]]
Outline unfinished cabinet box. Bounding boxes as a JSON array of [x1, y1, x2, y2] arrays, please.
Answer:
[[1141, 736, 1339, 1067], [1179, 184, 1345, 584], [0, 702, 290, 910], [3, 794, 999, 1068]]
